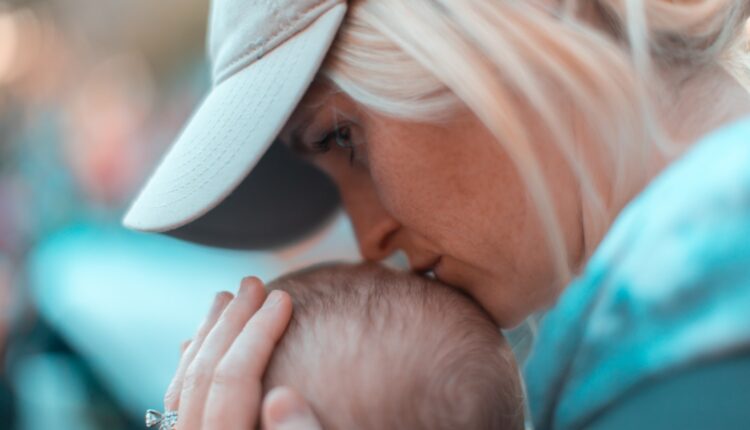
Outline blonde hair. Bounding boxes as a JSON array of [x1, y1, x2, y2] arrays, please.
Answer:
[[319, 0, 750, 282]]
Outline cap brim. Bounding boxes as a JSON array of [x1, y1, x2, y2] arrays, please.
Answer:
[[165, 140, 340, 249], [123, 4, 346, 248]]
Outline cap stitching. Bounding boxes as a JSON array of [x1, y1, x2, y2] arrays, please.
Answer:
[[142, 28, 311, 209], [163, 66, 247, 175], [149, 43, 303, 210], [142, 59, 249, 187], [160, 4, 341, 197], [142, 49, 273, 200], [153, 62, 273, 198], [214, 0, 341, 86], [153, 2, 343, 190]]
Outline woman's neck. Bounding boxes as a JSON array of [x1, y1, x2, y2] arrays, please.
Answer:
[[579, 66, 750, 266], [657, 65, 750, 155]]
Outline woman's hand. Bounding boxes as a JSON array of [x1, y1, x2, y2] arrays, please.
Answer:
[[162, 277, 322, 430]]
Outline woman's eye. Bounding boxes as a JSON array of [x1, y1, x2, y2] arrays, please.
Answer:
[[312, 125, 357, 165]]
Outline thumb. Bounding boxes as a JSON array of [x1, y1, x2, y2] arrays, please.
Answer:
[[262, 386, 322, 430]]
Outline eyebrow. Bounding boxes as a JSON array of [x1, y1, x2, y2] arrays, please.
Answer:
[[284, 90, 346, 155], [286, 135, 312, 156], [285, 106, 337, 155], [282, 110, 317, 155]]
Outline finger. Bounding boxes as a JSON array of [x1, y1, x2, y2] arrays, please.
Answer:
[[178, 278, 267, 430], [262, 387, 322, 430], [164, 291, 233, 410], [202, 290, 293, 430], [181, 340, 192, 354]]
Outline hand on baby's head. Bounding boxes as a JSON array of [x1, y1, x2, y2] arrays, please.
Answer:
[[263, 263, 524, 430]]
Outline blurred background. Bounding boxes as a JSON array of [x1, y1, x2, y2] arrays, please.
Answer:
[[0, 0, 362, 428]]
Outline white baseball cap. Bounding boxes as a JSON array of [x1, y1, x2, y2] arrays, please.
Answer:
[[122, 0, 348, 249]]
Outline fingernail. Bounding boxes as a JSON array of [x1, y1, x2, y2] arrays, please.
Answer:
[[239, 277, 260, 297], [238, 282, 250, 297], [241, 276, 259, 286], [264, 290, 284, 308], [200, 292, 230, 329], [210, 292, 230, 313]]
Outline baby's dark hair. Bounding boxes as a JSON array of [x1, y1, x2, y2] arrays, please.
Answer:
[[263, 263, 525, 430]]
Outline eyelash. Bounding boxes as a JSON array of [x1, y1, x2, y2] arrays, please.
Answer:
[[311, 125, 357, 165]]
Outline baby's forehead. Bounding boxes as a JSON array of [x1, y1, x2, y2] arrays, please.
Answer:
[[268, 262, 499, 336], [269, 262, 454, 309]]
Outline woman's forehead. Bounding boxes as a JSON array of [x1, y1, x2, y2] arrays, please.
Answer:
[[283, 82, 360, 135], [297, 80, 341, 112], [279, 83, 331, 139]]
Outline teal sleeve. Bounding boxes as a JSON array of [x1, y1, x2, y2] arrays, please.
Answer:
[[586, 350, 750, 430], [524, 117, 750, 430]]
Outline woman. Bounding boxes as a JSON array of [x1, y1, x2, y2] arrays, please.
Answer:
[[127, 0, 750, 429]]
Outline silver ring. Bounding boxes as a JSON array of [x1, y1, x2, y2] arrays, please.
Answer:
[[145, 409, 178, 429]]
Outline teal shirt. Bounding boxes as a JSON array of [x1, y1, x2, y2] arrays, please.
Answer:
[[524, 116, 750, 430]]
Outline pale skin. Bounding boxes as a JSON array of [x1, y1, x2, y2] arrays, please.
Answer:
[[163, 277, 321, 430], [165, 65, 750, 428]]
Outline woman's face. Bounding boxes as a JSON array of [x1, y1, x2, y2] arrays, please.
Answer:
[[280, 81, 583, 327]]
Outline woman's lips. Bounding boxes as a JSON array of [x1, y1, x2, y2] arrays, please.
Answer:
[[414, 256, 442, 274], [431, 257, 443, 278], [415, 256, 444, 281], [431, 259, 468, 292]]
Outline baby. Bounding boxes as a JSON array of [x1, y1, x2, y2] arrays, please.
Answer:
[[263, 263, 525, 430]]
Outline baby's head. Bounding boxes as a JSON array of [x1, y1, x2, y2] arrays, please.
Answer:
[[263, 263, 524, 429]]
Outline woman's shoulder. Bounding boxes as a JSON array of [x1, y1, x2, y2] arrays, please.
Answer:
[[524, 116, 750, 430], [603, 115, 750, 258]]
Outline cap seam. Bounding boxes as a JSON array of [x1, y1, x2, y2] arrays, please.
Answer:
[[139, 28, 312, 211], [214, 0, 341, 86]]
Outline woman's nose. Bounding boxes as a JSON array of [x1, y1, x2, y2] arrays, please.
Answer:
[[338, 177, 401, 262], [354, 206, 401, 261]]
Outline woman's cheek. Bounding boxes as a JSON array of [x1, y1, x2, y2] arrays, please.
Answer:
[[369, 160, 427, 222]]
